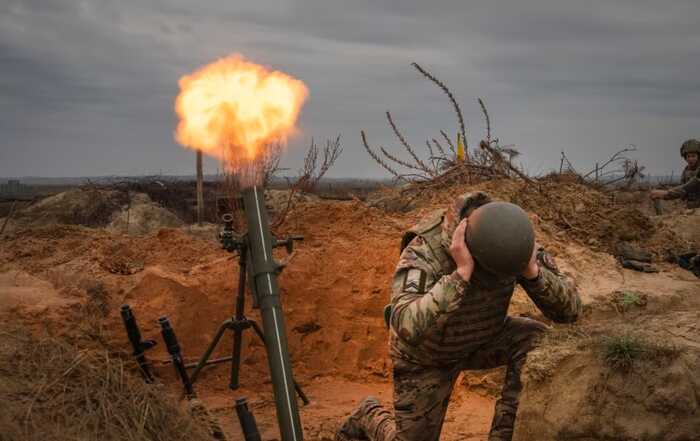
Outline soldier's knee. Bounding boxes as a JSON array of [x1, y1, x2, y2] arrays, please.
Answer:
[[508, 318, 548, 359], [530, 320, 548, 336], [510, 317, 548, 341]]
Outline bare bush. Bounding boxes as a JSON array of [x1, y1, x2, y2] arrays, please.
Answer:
[[296, 135, 343, 193], [559, 145, 644, 189], [220, 136, 343, 230], [361, 63, 532, 188]]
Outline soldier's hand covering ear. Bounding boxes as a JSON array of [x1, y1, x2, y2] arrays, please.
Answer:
[[450, 218, 474, 282]]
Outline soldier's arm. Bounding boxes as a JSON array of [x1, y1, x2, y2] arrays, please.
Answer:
[[389, 246, 468, 345], [518, 252, 582, 323], [665, 170, 699, 199]]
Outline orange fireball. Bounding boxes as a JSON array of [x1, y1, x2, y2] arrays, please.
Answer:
[[174, 55, 308, 167]]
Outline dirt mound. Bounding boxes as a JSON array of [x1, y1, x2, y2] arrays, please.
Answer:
[[0, 270, 76, 313], [0, 225, 222, 276], [108, 193, 184, 235], [645, 212, 700, 259], [0, 328, 213, 441], [0, 203, 400, 382], [367, 178, 693, 258], [515, 285, 700, 441], [516, 338, 699, 440], [266, 189, 320, 211], [11, 188, 129, 227], [4, 188, 183, 234], [5, 189, 184, 235], [119, 266, 235, 356], [88, 200, 407, 384]]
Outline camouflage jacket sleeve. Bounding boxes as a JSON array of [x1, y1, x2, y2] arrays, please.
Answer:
[[518, 264, 582, 324], [389, 241, 468, 345], [665, 168, 699, 199]]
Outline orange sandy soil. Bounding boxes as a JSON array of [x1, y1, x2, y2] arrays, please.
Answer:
[[1, 180, 697, 440]]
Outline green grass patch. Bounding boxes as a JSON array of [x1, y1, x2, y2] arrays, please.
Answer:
[[600, 333, 678, 371], [620, 291, 643, 307], [611, 290, 647, 313], [602, 334, 646, 370]]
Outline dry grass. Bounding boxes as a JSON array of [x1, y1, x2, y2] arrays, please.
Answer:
[[0, 328, 213, 441], [523, 327, 591, 383]]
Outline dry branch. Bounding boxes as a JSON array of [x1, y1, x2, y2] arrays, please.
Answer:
[[479, 140, 535, 185], [360, 64, 539, 187], [425, 140, 439, 173], [271, 178, 299, 229], [425, 140, 435, 159], [581, 146, 637, 181], [558, 145, 642, 189], [380, 146, 424, 172], [412, 62, 468, 161], [296, 135, 343, 193], [431, 138, 447, 157], [361, 130, 403, 180], [440, 130, 456, 155], [478, 98, 492, 144], [386, 111, 434, 176]]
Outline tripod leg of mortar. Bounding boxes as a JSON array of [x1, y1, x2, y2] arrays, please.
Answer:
[[230, 247, 248, 390]]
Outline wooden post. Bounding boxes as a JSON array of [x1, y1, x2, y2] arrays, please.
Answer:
[[196, 150, 204, 226]]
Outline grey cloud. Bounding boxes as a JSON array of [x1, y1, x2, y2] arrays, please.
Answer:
[[1, 0, 698, 178]]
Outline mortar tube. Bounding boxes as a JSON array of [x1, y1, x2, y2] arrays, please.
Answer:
[[241, 185, 303, 441]]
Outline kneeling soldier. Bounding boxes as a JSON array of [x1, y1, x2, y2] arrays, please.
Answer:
[[337, 192, 582, 441]]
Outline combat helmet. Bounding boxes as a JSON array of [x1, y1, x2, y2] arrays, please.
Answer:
[[465, 201, 535, 276], [680, 139, 700, 157]]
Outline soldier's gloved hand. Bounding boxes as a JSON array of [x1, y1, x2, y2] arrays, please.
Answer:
[[450, 218, 475, 282], [521, 244, 540, 280]]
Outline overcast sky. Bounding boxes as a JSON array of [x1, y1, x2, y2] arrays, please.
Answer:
[[1, 0, 699, 178]]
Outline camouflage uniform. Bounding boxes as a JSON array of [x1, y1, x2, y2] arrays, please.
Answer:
[[338, 192, 582, 441], [664, 165, 700, 209]]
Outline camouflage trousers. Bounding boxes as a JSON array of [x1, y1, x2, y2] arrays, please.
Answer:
[[340, 317, 547, 441]]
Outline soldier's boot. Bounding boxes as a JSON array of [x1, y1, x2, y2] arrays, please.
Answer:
[[690, 254, 700, 278], [336, 396, 391, 441], [488, 356, 525, 441]]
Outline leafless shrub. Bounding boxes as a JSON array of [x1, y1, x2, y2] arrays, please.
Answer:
[[295, 135, 343, 193], [220, 136, 343, 229], [559, 145, 644, 189], [361, 63, 533, 189], [270, 135, 343, 227]]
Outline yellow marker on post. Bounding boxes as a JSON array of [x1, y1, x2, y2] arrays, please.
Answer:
[[457, 133, 465, 162]]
